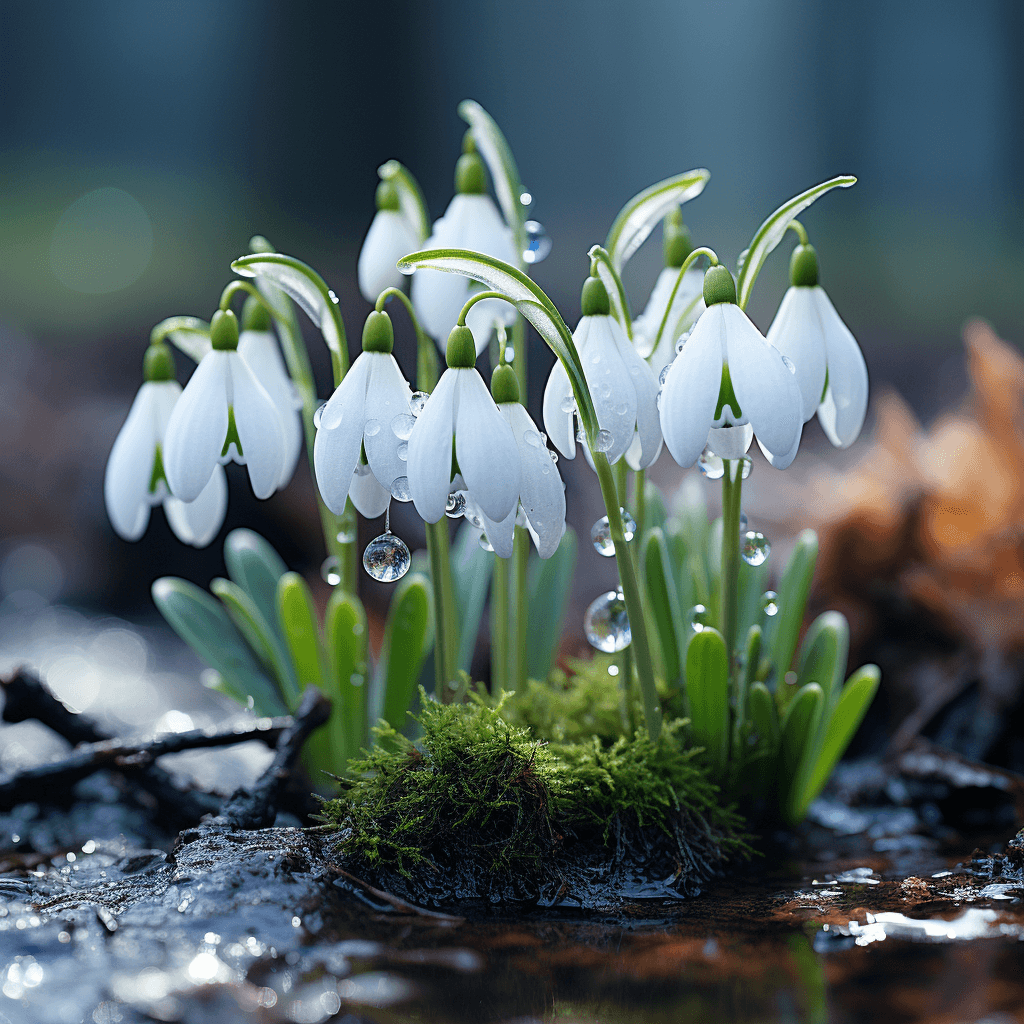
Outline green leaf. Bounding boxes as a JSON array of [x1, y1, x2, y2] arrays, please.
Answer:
[[276, 572, 329, 695], [151, 577, 285, 717], [796, 611, 849, 712], [324, 590, 370, 765], [779, 682, 823, 824], [604, 169, 710, 272], [588, 245, 633, 337], [151, 316, 210, 363], [210, 577, 299, 708], [642, 528, 685, 684], [223, 529, 289, 649], [741, 624, 763, 715], [737, 556, 770, 652], [374, 573, 433, 732], [459, 100, 524, 238], [451, 524, 494, 673], [642, 479, 667, 535], [231, 252, 349, 381], [748, 678, 778, 747], [526, 527, 577, 682], [685, 627, 730, 774], [735, 176, 856, 310], [378, 159, 430, 241], [664, 523, 695, 623], [770, 529, 818, 684]]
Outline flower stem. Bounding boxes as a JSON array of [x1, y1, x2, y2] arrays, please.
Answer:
[[720, 459, 743, 682], [787, 219, 810, 246], [511, 525, 530, 691], [651, 246, 719, 355], [633, 468, 647, 540], [491, 554, 510, 697]]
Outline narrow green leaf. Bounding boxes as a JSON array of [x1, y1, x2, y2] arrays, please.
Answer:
[[526, 527, 577, 682], [459, 100, 524, 238], [748, 679, 778, 746], [642, 479, 667, 535], [742, 624, 763, 714], [223, 529, 289, 648], [324, 590, 370, 764], [737, 556, 770, 652], [374, 573, 433, 732], [588, 245, 633, 337], [604, 169, 710, 271], [779, 682, 823, 824], [664, 523, 695, 624], [451, 524, 494, 673], [796, 611, 849, 713], [642, 528, 685, 683], [150, 316, 210, 363], [771, 529, 818, 683], [735, 175, 856, 310], [378, 159, 430, 241], [151, 577, 285, 717], [276, 572, 329, 695], [685, 627, 730, 773]]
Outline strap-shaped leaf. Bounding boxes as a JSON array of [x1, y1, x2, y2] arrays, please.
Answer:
[[378, 159, 430, 241], [276, 572, 329, 696], [642, 528, 685, 684], [151, 577, 286, 717], [459, 100, 524, 238], [748, 678, 778, 746], [151, 316, 210, 363], [604, 169, 710, 272], [796, 611, 849, 712], [642, 479, 667, 536], [526, 527, 577, 682], [735, 175, 856, 310], [588, 245, 633, 337], [224, 529, 289, 649], [374, 572, 433, 732], [770, 529, 818, 684], [664, 524, 695, 628], [686, 627, 729, 774], [231, 252, 349, 381], [741, 624, 762, 715], [451, 524, 493, 674], [325, 590, 370, 764], [779, 682, 823, 824], [737, 556, 770, 654]]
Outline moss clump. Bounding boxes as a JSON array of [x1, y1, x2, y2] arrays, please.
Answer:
[[320, 687, 749, 908]]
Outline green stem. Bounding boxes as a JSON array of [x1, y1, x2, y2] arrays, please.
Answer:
[[511, 525, 529, 691], [720, 459, 742, 678], [633, 468, 646, 540], [652, 246, 719, 356], [218, 279, 275, 315], [457, 289, 517, 325], [491, 554, 510, 697], [787, 219, 810, 246]]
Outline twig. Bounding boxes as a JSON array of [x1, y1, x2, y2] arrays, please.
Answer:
[[331, 866, 465, 923]]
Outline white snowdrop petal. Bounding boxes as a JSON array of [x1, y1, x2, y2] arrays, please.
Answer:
[[756, 419, 803, 469], [812, 287, 868, 447], [506, 404, 565, 559], [164, 464, 227, 548], [707, 423, 754, 459], [625, 430, 663, 472], [164, 352, 231, 502], [659, 306, 725, 467], [349, 465, 392, 518], [408, 367, 458, 523], [411, 266, 470, 344], [230, 353, 285, 500], [542, 358, 576, 459], [455, 370, 520, 522], [722, 304, 802, 464], [765, 287, 826, 424], [362, 352, 413, 491], [612, 320, 662, 469], [637, 266, 704, 360], [579, 316, 635, 464], [104, 382, 164, 540], [314, 363, 370, 515], [319, 352, 371, 432], [357, 210, 421, 305], [479, 504, 516, 559]]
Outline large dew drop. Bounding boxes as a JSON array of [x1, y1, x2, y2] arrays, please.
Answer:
[[592, 429, 614, 453], [410, 391, 429, 416], [390, 476, 412, 502], [363, 532, 411, 582], [584, 589, 631, 652], [446, 492, 466, 518], [590, 508, 637, 556], [391, 413, 416, 440], [313, 401, 327, 429], [522, 220, 551, 264], [320, 556, 341, 586], [697, 448, 724, 480], [742, 531, 771, 566]]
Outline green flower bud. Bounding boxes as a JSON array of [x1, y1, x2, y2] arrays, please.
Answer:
[[445, 324, 477, 367], [143, 341, 176, 382], [490, 364, 520, 404], [362, 310, 395, 353], [663, 208, 693, 268], [455, 153, 487, 195], [375, 180, 401, 212], [789, 244, 819, 287], [461, 129, 477, 155], [702, 265, 736, 307], [210, 309, 240, 351], [241, 295, 272, 332], [581, 276, 610, 317]]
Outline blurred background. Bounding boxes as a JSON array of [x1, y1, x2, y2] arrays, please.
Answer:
[[2, 0, 1022, 634]]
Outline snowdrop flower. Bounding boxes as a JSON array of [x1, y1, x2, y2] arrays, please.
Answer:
[[163, 309, 285, 502], [472, 366, 566, 559], [543, 275, 662, 470], [237, 297, 303, 490], [765, 244, 869, 447], [358, 180, 422, 304], [314, 310, 413, 516], [105, 341, 227, 548], [411, 140, 517, 354], [407, 325, 520, 525], [660, 265, 803, 469]]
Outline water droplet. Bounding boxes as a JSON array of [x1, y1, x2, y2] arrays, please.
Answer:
[[607, 664, 619, 676], [313, 401, 327, 429], [584, 589, 631, 652], [549, 450, 558, 463], [739, 455, 753, 479], [656, 391, 663, 410], [762, 590, 779, 617], [559, 394, 576, 413], [410, 391, 429, 416], [363, 532, 411, 582], [465, 505, 483, 529], [781, 355, 796, 374], [593, 429, 614, 453], [519, 190, 533, 207], [523, 429, 547, 448], [522, 220, 551, 264], [392, 413, 416, 440], [688, 604, 711, 632], [350, 672, 364, 687], [504, 345, 515, 362], [614, 401, 628, 416], [390, 476, 412, 501], [397, 441, 409, 461], [320, 556, 341, 586], [576, 426, 586, 443], [675, 330, 692, 354], [697, 448, 724, 479], [659, 365, 671, 386], [742, 531, 771, 566], [478, 533, 494, 552], [739, 511, 748, 534], [590, 508, 637, 556], [364, 419, 381, 437], [336, 524, 356, 544], [598, 383, 612, 399], [446, 492, 466, 518]]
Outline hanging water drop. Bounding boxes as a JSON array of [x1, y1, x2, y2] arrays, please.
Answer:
[[593, 429, 614, 453], [397, 441, 409, 461], [675, 330, 692, 354], [391, 413, 416, 440], [549, 450, 558, 463], [320, 556, 341, 586], [761, 590, 779, 617], [364, 419, 381, 437], [559, 394, 575, 414], [410, 391, 429, 416], [522, 220, 551, 264], [363, 532, 411, 582], [478, 533, 494, 552], [687, 604, 711, 632], [313, 401, 327, 429], [739, 455, 753, 479], [697, 448, 724, 480], [590, 508, 637, 556], [446, 492, 466, 518], [584, 589, 631, 652], [742, 531, 771, 566], [390, 476, 412, 502]]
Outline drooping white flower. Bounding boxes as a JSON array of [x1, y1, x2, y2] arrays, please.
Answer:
[[542, 275, 662, 470], [163, 309, 285, 503], [660, 265, 803, 470], [765, 244, 868, 447], [237, 298, 303, 490], [407, 325, 520, 525], [470, 366, 565, 559], [411, 147, 517, 354], [357, 180, 422, 304], [314, 310, 413, 516], [104, 342, 227, 548]]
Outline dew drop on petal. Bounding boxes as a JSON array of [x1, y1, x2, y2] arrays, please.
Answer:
[[687, 604, 711, 632], [559, 394, 576, 414], [336, 524, 356, 544], [659, 365, 671, 386], [781, 355, 797, 375], [697, 448, 724, 479], [363, 532, 411, 582], [742, 531, 771, 566], [390, 476, 412, 502], [523, 429, 546, 448], [656, 391, 663, 410], [313, 401, 327, 429], [391, 413, 416, 440], [584, 589, 631, 652], [397, 441, 409, 461], [598, 383, 612, 399], [762, 590, 779, 617], [445, 492, 466, 518], [410, 391, 429, 416], [320, 556, 341, 586], [593, 429, 614, 453], [522, 220, 551, 264], [576, 426, 586, 443], [739, 455, 753, 479], [675, 330, 692, 354], [478, 533, 494, 552], [614, 401, 628, 416], [549, 450, 558, 463], [465, 506, 483, 529], [364, 419, 381, 437], [590, 508, 636, 556]]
